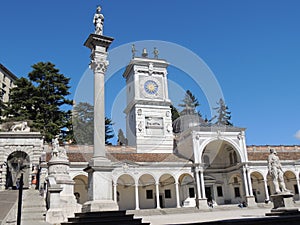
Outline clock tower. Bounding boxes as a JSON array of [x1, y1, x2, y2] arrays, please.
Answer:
[[123, 48, 173, 153]]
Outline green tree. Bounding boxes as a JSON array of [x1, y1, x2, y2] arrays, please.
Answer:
[[4, 77, 36, 122], [0, 101, 6, 123], [213, 98, 233, 126], [105, 117, 114, 145], [5, 62, 73, 141], [178, 90, 201, 116], [170, 105, 180, 122], [72, 102, 94, 145], [72, 102, 114, 145]]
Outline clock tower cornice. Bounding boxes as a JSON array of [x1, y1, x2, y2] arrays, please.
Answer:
[[123, 57, 169, 79]]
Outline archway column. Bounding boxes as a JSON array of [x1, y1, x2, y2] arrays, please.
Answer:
[[246, 168, 253, 196], [296, 177, 300, 200], [263, 179, 270, 201], [242, 166, 249, 196], [175, 182, 180, 208], [155, 182, 160, 209], [195, 169, 201, 199], [200, 168, 206, 199], [113, 183, 117, 202], [135, 182, 140, 210]]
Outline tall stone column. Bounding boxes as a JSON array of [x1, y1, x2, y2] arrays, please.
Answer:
[[264, 179, 270, 201], [242, 166, 249, 196], [82, 6, 118, 212], [175, 182, 180, 208], [155, 182, 161, 209], [135, 183, 140, 210]]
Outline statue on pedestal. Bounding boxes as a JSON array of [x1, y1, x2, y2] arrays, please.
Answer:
[[93, 6, 104, 35], [268, 148, 289, 194]]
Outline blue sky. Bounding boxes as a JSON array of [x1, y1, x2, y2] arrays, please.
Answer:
[[1, 0, 300, 145]]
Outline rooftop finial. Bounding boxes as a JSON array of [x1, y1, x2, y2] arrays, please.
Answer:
[[142, 48, 148, 58], [93, 5, 104, 35], [153, 47, 159, 59], [131, 44, 137, 59]]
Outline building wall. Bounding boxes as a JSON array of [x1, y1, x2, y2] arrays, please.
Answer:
[[0, 64, 17, 103]]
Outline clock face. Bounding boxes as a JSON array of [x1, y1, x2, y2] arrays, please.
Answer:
[[144, 80, 158, 95]]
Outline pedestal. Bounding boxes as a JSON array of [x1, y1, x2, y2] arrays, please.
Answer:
[[246, 196, 257, 207], [196, 198, 208, 209], [82, 158, 119, 212], [266, 192, 299, 216]]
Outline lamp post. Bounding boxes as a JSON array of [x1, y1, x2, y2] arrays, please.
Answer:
[[17, 173, 24, 225]]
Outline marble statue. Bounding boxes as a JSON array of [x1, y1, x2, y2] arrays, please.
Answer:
[[52, 136, 59, 157], [131, 44, 136, 58], [10, 121, 30, 132], [268, 148, 289, 194], [153, 47, 159, 59], [93, 6, 104, 35]]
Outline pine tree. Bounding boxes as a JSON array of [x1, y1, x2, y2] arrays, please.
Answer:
[[178, 90, 201, 116], [0, 101, 6, 123], [4, 77, 37, 122], [213, 98, 233, 126], [105, 117, 114, 145], [72, 102, 94, 145], [5, 62, 73, 141], [170, 105, 180, 122]]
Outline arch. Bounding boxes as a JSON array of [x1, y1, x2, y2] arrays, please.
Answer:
[[201, 139, 242, 169], [284, 170, 298, 198], [73, 175, 88, 204], [250, 171, 265, 203], [178, 173, 196, 207], [138, 174, 156, 209], [6, 151, 30, 189], [70, 171, 87, 180], [117, 174, 135, 210], [198, 137, 246, 163], [227, 173, 244, 204], [159, 174, 176, 208]]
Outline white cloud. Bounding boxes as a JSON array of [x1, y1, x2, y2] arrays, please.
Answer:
[[294, 130, 300, 140]]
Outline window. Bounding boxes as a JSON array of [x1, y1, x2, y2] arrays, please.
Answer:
[[146, 190, 153, 199], [189, 187, 195, 198], [165, 189, 171, 198], [234, 187, 241, 197], [217, 186, 223, 197], [294, 184, 299, 194], [233, 177, 238, 184]]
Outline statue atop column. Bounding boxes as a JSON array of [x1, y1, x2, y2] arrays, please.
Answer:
[[93, 6, 104, 35], [268, 148, 290, 194], [51, 135, 67, 159]]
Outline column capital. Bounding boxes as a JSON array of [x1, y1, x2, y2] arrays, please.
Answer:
[[90, 59, 109, 73]]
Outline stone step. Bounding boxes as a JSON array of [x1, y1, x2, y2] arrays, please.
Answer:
[[22, 212, 46, 220], [21, 189, 48, 224], [68, 214, 134, 222], [62, 221, 150, 225], [62, 210, 150, 225]]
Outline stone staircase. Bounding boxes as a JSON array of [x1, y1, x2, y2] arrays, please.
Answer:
[[21, 189, 51, 225], [61, 211, 150, 225]]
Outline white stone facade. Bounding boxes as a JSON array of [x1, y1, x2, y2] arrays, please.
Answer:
[[123, 57, 173, 153]]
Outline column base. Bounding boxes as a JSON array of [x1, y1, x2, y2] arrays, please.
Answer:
[[82, 200, 119, 213], [196, 198, 208, 209], [246, 196, 257, 207]]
